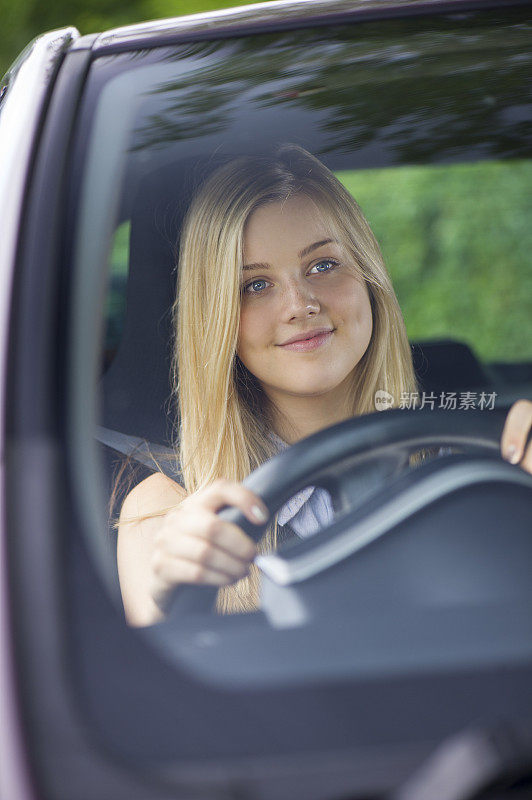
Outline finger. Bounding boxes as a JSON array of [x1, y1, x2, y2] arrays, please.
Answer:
[[501, 400, 532, 464], [162, 506, 257, 561], [521, 439, 532, 475], [170, 534, 252, 579], [152, 554, 235, 587], [190, 480, 268, 525]]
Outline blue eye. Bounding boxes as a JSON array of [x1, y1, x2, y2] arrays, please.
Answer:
[[309, 259, 337, 274], [244, 278, 269, 294]]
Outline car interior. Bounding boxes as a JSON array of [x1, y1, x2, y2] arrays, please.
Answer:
[[14, 5, 531, 799]]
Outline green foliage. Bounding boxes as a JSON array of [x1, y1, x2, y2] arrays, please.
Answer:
[[336, 160, 532, 363], [3, 2, 530, 368], [0, 0, 260, 77], [105, 220, 131, 354]]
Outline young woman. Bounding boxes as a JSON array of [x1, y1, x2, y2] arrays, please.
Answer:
[[117, 145, 532, 627]]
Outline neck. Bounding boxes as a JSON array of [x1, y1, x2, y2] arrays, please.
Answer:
[[266, 382, 355, 444]]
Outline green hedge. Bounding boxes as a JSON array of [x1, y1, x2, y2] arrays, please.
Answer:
[[337, 160, 532, 363]]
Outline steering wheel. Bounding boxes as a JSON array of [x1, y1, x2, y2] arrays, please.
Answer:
[[168, 407, 511, 615]]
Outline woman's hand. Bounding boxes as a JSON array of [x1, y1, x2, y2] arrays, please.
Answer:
[[149, 479, 267, 613], [501, 400, 532, 474]]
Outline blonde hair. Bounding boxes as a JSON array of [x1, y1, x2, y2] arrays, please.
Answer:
[[173, 145, 418, 614]]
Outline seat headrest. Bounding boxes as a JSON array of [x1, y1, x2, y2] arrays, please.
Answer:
[[412, 339, 492, 394]]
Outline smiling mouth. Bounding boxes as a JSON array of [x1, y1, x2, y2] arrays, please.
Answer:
[[278, 329, 335, 352]]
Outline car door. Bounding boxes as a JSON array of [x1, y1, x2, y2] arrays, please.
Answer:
[[2, 3, 532, 800]]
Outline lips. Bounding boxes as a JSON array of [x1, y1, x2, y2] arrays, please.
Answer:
[[278, 327, 334, 352], [279, 327, 334, 346]]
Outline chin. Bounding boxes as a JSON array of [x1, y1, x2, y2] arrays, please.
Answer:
[[282, 376, 352, 398]]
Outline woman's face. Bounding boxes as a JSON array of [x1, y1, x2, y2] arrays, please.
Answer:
[[237, 194, 373, 407]]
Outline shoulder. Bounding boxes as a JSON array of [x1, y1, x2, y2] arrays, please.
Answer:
[[117, 472, 186, 627], [119, 471, 187, 522]]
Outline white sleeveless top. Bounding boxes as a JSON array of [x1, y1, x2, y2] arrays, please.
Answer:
[[270, 432, 451, 539], [270, 433, 334, 539]]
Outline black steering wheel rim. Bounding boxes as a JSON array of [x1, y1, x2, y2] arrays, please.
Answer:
[[168, 407, 509, 615]]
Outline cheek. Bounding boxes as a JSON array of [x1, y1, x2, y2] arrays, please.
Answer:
[[333, 278, 372, 326], [358, 287, 373, 329], [357, 292, 374, 344], [237, 304, 268, 359]]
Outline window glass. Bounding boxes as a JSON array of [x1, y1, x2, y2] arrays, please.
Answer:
[[65, 10, 532, 772], [103, 219, 130, 371], [82, 11, 532, 401], [337, 159, 532, 362]]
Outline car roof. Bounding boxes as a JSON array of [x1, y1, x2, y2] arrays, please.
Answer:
[[76, 0, 506, 53]]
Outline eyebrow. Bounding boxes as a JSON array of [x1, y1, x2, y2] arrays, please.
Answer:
[[298, 238, 336, 259], [242, 239, 336, 272]]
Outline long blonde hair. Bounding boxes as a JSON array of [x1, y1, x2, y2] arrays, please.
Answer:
[[173, 145, 417, 614]]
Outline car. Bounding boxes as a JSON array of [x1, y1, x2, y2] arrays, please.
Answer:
[[1, 1, 532, 798]]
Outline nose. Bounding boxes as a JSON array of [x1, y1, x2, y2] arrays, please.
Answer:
[[282, 278, 321, 321]]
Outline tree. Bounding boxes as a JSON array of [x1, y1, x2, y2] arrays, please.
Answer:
[[0, 0, 259, 77]]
